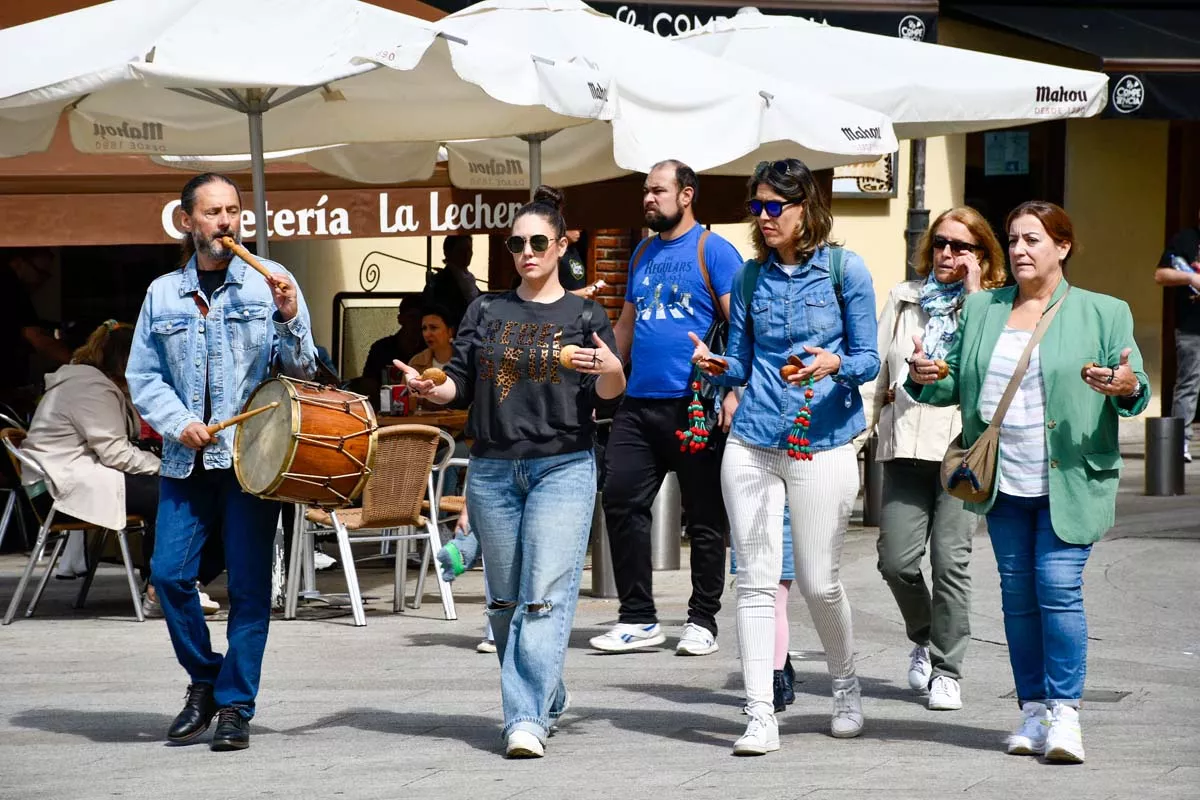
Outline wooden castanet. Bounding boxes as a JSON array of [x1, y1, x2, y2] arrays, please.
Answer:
[[219, 236, 281, 288], [205, 402, 278, 435]]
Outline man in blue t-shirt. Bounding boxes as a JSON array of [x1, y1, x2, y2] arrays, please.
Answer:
[[592, 160, 744, 656]]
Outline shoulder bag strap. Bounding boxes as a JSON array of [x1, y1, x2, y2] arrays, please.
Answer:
[[986, 288, 1069, 431], [629, 235, 655, 273], [828, 245, 845, 312], [692, 230, 724, 321]]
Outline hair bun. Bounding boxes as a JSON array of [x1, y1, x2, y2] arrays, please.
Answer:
[[532, 184, 565, 212]]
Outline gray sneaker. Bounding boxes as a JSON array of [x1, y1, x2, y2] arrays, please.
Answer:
[[831, 677, 864, 738]]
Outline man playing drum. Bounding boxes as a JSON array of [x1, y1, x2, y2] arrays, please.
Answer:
[[127, 173, 317, 752]]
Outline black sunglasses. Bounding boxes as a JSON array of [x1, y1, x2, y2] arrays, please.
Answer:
[[754, 159, 793, 179], [506, 235, 551, 255], [932, 235, 984, 255], [748, 198, 803, 218]]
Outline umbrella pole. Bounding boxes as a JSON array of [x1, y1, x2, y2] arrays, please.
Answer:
[[248, 109, 270, 258], [520, 132, 554, 200], [903, 138, 928, 281]]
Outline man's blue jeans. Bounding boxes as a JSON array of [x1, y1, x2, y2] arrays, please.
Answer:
[[466, 450, 596, 743], [986, 493, 1092, 707], [150, 468, 280, 719]]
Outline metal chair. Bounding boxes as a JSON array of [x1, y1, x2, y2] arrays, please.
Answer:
[[0, 428, 145, 624], [286, 424, 457, 626], [0, 411, 30, 552]]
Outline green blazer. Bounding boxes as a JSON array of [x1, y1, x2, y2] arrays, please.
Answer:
[[907, 279, 1149, 544]]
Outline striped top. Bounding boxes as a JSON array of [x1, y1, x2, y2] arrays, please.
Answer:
[[980, 328, 1048, 497]]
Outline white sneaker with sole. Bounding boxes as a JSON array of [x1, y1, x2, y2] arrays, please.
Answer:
[[505, 730, 544, 758], [589, 622, 666, 652], [476, 639, 497, 654], [312, 550, 337, 570], [1044, 704, 1085, 763], [927, 675, 963, 710], [907, 645, 932, 691], [733, 716, 779, 756], [1006, 702, 1050, 755], [197, 588, 219, 615], [830, 677, 864, 738], [675, 622, 719, 656]]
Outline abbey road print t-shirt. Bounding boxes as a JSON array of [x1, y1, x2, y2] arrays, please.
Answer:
[[623, 224, 743, 398]]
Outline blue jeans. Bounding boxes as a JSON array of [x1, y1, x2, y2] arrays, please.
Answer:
[[150, 468, 280, 719], [466, 450, 596, 743], [986, 493, 1092, 706]]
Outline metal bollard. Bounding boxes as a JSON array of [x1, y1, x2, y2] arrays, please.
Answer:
[[1145, 417, 1186, 496], [861, 433, 884, 527], [650, 472, 682, 571], [590, 491, 618, 598]]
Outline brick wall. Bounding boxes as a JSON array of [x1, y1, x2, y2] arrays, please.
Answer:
[[590, 228, 637, 322]]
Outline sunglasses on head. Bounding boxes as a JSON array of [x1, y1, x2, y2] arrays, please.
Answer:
[[754, 159, 794, 179], [747, 198, 803, 218], [932, 235, 984, 254], [506, 234, 551, 255]]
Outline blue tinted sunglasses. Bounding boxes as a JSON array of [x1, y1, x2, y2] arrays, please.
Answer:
[[748, 198, 804, 218]]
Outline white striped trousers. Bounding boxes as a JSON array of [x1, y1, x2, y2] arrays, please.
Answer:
[[722, 438, 860, 721]]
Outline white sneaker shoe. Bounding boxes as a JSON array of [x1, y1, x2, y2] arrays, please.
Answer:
[[675, 622, 719, 656], [1044, 704, 1085, 763], [1184, 443, 1193, 464], [733, 716, 779, 755], [141, 593, 164, 619], [907, 645, 932, 691], [589, 622, 666, 652], [927, 675, 963, 711], [312, 549, 337, 570], [1006, 702, 1051, 755], [830, 677, 864, 739], [505, 730, 544, 758], [197, 587, 219, 615], [476, 639, 497, 654]]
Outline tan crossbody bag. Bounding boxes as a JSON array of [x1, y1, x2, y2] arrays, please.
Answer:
[[940, 289, 1068, 503]]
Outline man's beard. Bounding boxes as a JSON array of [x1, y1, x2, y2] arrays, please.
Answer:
[[645, 207, 683, 233], [194, 230, 236, 260]]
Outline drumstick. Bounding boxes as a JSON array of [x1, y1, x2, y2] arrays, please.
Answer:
[[205, 401, 278, 435], [219, 236, 281, 288]]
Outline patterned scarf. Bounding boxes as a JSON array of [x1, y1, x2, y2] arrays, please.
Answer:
[[919, 273, 965, 361]]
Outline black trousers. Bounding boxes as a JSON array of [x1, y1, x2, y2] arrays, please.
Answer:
[[602, 396, 728, 635]]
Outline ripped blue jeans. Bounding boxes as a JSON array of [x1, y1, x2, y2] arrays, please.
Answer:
[[466, 449, 596, 743]]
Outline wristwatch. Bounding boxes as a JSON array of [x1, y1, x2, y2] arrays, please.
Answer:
[[1124, 382, 1144, 400]]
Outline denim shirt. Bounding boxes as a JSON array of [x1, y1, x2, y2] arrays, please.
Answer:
[[710, 246, 879, 451], [127, 254, 317, 478]]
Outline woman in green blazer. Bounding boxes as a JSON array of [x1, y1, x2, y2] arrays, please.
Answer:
[[907, 201, 1149, 765]]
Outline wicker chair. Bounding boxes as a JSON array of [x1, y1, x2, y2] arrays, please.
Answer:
[[288, 424, 457, 626], [0, 428, 146, 624]]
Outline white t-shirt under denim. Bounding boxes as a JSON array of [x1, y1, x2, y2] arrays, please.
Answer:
[[980, 328, 1049, 497]]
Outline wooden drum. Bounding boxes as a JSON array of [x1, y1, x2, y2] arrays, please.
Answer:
[[233, 377, 377, 507]]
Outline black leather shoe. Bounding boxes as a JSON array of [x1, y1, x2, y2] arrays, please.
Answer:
[[166, 683, 217, 744], [210, 707, 250, 751], [782, 654, 796, 706]]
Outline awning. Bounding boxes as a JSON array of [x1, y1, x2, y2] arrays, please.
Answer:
[[947, 4, 1200, 119]]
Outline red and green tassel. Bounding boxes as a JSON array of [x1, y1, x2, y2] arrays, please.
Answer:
[[675, 380, 711, 453], [786, 378, 816, 461]]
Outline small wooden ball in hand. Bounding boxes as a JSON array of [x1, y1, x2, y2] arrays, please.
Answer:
[[419, 368, 447, 385], [934, 359, 950, 380], [559, 344, 580, 370]]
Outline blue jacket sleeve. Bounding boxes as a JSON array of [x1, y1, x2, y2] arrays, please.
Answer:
[[270, 268, 317, 380], [832, 253, 880, 386], [126, 290, 198, 443]]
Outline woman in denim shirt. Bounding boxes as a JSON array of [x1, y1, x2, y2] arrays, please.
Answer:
[[691, 159, 879, 754]]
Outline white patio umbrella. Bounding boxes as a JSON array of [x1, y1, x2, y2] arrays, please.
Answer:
[[0, 0, 614, 254], [166, 0, 898, 189], [673, 7, 1109, 138]]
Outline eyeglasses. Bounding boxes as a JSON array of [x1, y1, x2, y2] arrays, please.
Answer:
[[754, 159, 793, 179], [932, 235, 984, 254], [506, 235, 551, 255], [747, 198, 803, 218]]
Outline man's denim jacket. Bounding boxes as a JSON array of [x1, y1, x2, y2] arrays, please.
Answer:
[[127, 254, 316, 478]]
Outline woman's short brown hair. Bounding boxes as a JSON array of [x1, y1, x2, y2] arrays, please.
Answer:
[[746, 158, 838, 263], [1005, 200, 1076, 265], [71, 321, 135, 386], [913, 207, 1007, 289]]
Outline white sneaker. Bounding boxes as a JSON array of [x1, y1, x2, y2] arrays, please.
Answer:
[[907, 645, 932, 692], [927, 675, 963, 711], [675, 622, 719, 656], [830, 677, 864, 738], [1006, 702, 1051, 755], [505, 730, 545, 758], [589, 622, 666, 652], [733, 716, 779, 756], [1044, 704, 1085, 763], [476, 638, 497, 654], [141, 593, 164, 619], [1185, 443, 1193, 464], [312, 550, 337, 570], [197, 588, 219, 615]]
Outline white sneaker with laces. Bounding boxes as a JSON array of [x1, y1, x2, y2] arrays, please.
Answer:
[[733, 715, 779, 755], [588, 622, 666, 652], [1006, 702, 1050, 755], [830, 677, 864, 738], [907, 645, 932, 692], [675, 622, 719, 656], [505, 730, 544, 758], [927, 675, 963, 710], [1044, 704, 1085, 763]]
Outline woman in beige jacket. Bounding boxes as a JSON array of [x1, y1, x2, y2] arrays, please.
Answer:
[[865, 207, 1006, 711], [21, 322, 161, 580]]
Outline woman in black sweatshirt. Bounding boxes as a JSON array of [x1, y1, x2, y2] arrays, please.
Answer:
[[395, 186, 625, 759]]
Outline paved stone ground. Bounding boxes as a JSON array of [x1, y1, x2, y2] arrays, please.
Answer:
[[0, 457, 1197, 800]]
